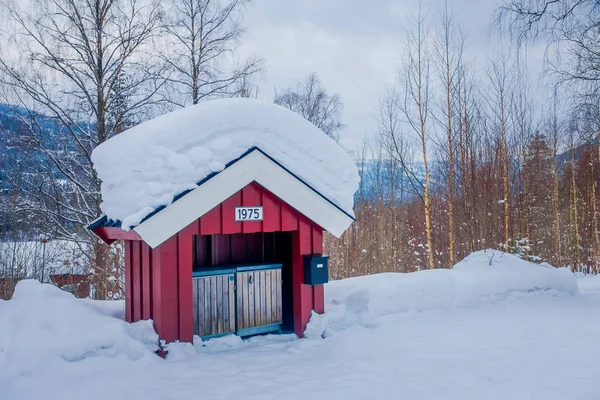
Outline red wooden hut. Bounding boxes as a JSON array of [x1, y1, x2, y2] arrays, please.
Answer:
[[89, 147, 355, 343]]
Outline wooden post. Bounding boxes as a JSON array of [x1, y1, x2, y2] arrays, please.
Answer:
[[124, 240, 133, 322], [311, 225, 325, 314], [141, 242, 152, 320], [177, 225, 195, 342], [292, 216, 316, 337], [151, 236, 179, 342], [131, 240, 142, 321]]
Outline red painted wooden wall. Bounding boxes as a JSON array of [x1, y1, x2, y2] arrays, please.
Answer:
[[124, 182, 325, 342]]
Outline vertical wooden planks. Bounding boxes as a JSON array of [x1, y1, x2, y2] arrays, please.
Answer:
[[247, 272, 255, 328], [261, 189, 276, 232], [141, 242, 152, 320], [210, 276, 224, 333], [260, 271, 267, 325], [222, 191, 243, 234], [228, 274, 235, 332], [178, 225, 195, 342], [124, 240, 132, 322], [222, 275, 228, 334], [254, 271, 261, 326], [210, 234, 230, 265], [237, 273, 244, 330], [193, 275, 234, 337], [242, 183, 263, 233], [281, 203, 298, 231], [131, 240, 142, 322], [312, 225, 323, 254], [151, 244, 162, 333], [291, 216, 315, 337], [232, 268, 282, 331], [230, 233, 247, 263], [163, 236, 180, 342], [204, 278, 210, 336], [276, 268, 282, 322], [194, 235, 209, 267], [201, 204, 222, 235], [311, 224, 325, 314], [192, 279, 197, 335], [211, 276, 217, 334], [265, 270, 272, 324], [195, 278, 201, 336], [150, 236, 179, 342]]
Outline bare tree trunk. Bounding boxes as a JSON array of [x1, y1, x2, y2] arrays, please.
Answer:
[[405, 3, 435, 269], [487, 48, 512, 253], [590, 160, 599, 274], [551, 123, 562, 266], [421, 116, 435, 270], [0, 0, 167, 298], [434, 3, 462, 267], [570, 141, 581, 271], [501, 94, 510, 252], [521, 124, 530, 255], [164, 0, 262, 106]]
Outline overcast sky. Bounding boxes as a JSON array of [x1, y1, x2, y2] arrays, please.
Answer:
[[238, 0, 546, 152]]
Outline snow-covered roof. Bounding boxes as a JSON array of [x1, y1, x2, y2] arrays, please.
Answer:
[[92, 98, 359, 230]]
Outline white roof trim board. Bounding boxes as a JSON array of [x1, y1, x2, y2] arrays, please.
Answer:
[[134, 149, 354, 249]]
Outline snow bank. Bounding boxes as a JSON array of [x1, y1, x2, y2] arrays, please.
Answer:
[[80, 298, 125, 319], [0, 281, 157, 375], [576, 273, 600, 294], [317, 250, 576, 332], [92, 98, 359, 228]]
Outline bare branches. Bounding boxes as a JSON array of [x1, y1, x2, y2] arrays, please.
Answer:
[[496, 0, 600, 93], [274, 73, 344, 141], [163, 0, 262, 105], [0, 0, 167, 297]]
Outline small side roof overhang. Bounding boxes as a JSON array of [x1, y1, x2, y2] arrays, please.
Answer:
[[89, 147, 355, 248]]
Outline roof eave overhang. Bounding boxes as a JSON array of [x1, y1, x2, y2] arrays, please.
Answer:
[[133, 149, 354, 248], [91, 226, 142, 244]]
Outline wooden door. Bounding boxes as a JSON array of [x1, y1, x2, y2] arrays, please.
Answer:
[[236, 269, 282, 332], [193, 274, 235, 337]]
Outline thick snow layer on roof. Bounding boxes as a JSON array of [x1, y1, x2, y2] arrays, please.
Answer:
[[92, 98, 359, 228]]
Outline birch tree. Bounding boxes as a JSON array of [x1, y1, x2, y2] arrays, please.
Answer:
[[549, 92, 562, 266], [497, 0, 600, 96], [512, 50, 534, 254], [486, 47, 512, 252], [163, 0, 262, 106], [568, 127, 581, 271], [434, 2, 463, 267], [396, 3, 435, 269], [274, 73, 344, 141], [0, 0, 166, 298]]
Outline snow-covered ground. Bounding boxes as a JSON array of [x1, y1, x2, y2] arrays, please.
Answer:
[[2, 250, 600, 400]]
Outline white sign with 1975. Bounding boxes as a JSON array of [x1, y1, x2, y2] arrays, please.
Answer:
[[235, 206, 263, 222]]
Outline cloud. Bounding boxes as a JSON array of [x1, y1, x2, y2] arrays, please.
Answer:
[[239, 0, 546, 153]]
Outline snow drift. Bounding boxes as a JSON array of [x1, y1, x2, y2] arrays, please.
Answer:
[[0, 250, 577, 373], [1, 253, 596, 400], [318, 250, 577, 332], [91, 98, 360, 228], [0, 280, 157, 375]]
